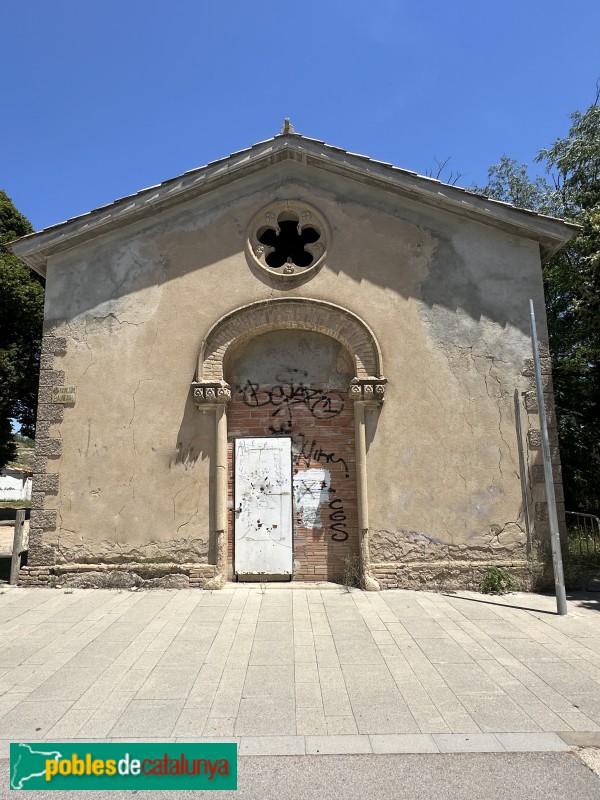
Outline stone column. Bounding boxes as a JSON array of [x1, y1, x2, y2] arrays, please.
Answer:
[[191, 380, 232, 589], [349, 378, 386, 591]]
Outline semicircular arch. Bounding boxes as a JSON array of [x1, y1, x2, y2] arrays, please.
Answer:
[[198, 298, 383, 382]]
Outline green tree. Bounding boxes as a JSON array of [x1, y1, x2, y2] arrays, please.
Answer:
[[0, 191, 44, 469], [475, 96, 600, 513]]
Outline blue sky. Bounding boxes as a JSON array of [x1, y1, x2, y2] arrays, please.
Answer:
[[2, 0, 599, 231]]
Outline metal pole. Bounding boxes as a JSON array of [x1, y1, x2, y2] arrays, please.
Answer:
[[10, 508, 26, 585], [529, 299, 567, 615]]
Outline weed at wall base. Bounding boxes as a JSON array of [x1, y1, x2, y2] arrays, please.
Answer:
[[479, 566, 517, 594]]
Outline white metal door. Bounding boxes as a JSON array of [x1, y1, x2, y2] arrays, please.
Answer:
[[234, 437, 293, 575]]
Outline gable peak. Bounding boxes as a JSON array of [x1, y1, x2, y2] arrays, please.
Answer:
[[279, 118, 296, 135]]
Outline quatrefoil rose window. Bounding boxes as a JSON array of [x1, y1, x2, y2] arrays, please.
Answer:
[[246, 201, 329, 281]]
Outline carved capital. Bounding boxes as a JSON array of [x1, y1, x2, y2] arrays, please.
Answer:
[[348, 378, 386, 404], [191, 381, 232, 406]]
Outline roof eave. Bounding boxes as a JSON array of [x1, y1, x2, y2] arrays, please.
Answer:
[[8, 134, 580, 273]]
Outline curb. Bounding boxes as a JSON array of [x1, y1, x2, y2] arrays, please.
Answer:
[[0, 732, 580, 758]]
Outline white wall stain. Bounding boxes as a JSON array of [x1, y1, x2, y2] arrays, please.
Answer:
[[293, 468, 330, 528]]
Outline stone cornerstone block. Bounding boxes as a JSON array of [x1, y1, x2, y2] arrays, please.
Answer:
[[34, 438, 62, 457], [41, 336, 68, 356], [33, 474, 60, 492], [29, 510, 58, 530]]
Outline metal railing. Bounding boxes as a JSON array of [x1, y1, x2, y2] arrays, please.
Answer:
[[566, 511, 600, 557]]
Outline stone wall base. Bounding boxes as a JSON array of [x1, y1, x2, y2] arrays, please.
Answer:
[[18, 559, 554, 592], [18, 563, 217, 589], [371, 559, 550, 592]]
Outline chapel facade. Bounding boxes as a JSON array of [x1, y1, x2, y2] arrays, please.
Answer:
[[10, 124, 577, 590]]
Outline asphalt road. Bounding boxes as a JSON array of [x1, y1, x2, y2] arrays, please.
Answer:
[[3, 752, 600, 800]]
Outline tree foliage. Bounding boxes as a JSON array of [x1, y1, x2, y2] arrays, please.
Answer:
[[475, 96, 600, 514], [0, 191, 44, 469]]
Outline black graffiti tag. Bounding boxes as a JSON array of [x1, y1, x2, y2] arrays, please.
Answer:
[[268, 420, 295, 435], [328, 495, 348, 541], [240, 381, 344, 424], [292, 433, 350, 479]]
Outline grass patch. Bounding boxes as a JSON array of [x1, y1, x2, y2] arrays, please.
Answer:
[[341, 553, 362, 591], [479, 566, 517, 594]]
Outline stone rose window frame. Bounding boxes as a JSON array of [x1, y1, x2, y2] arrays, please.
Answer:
[[245, 201, 330, 282]]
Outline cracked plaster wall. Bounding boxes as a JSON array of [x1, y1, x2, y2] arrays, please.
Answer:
[[34, 160, 551, 578]]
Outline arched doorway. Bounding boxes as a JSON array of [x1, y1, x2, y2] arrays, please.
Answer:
[[192, 298, 385, 588], [226, 329, 357, 582]]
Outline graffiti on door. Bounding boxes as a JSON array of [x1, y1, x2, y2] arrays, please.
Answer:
[[236, 378, 353, 543]]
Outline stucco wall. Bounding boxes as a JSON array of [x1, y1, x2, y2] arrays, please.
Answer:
[[27, 159, 552, 587]]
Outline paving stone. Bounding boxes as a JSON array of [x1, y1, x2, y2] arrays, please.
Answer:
[[315, 650, 340, 667], [293, 631, 315, 646], [0, 700, 74, 739], [254, 622, 294, 640], [321, 687, 353, 717], [64, 639, 131, 667], [0, 691, 29, 717], [434, 710, 482, 735], [370, 734, 439, 753], [173, 707, 210, 736], [296, 707, 327, 735], [295, 682, 323, 708], [202, 716, 237, 736], [433, 733, 505, 752], [135, 666, 199, 699], [341, 663, 398, 696], [305, 735, 372, 754], [294, 663, 319, 683], [351, 698, 420, 735], [498, 639, 562, 662], [239, 736, 306, 755], [557, 710, 600, 731], [76, 692, 135, 738], [317, 666, 345, 687], [115, 669, 154, 693], [459, 694, 541, 732], [235, 698, 296, 736], [210, 689, 243, 718], [243, 665, 295, 698], [45, 707, 96, 738], [26, 668, 106, 701], [250, 639, 294, 665], [196, 664, 225, 683], [326, 716, 358, 735], [109, 699, 184, 737], [415, 638, 475, 664], [4, 587, 600, 746], [400, 700, 451, 734], [400, 620, 450, 638], [434, 662, 505, 695], [336, 643, 386, 665], [558, 731, 600, 746], [218, 668, 247, 691], [294, 645, 317, 664], [478, 620, 532, 640], [496, 732, 570, 751]]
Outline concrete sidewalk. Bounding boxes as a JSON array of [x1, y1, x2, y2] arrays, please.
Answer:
[[1, 585, 600, 756]]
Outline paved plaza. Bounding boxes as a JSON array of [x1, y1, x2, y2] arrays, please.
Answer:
[[1, 585, 600, 756]]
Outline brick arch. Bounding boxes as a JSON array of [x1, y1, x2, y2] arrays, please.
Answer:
[[198, 298, 383, 382]]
